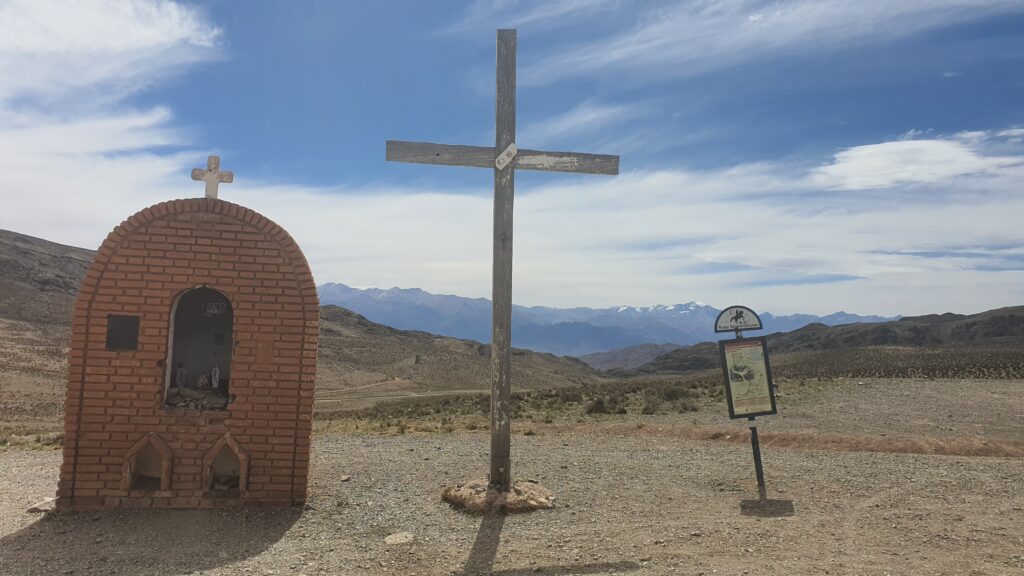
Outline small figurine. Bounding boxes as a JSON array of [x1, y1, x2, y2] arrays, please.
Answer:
[[211, 365, 221, 390], [196, 374, 210, 391], [175, 363, 187, 389]]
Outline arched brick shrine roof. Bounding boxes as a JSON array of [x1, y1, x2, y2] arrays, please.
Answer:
[[75, 197, 318, 317]]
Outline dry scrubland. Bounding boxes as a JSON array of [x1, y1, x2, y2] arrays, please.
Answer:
[[2, 283, 1024, 574], [2, 377, 1023, 575]]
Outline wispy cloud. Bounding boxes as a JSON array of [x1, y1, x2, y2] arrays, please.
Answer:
[[2, 1, 1023, 318], [876, 247, 1024, 272], [809, 132, 1024, 190], [0, 0, 221, 107], [445, 0, 618, 33], [521, 0, 1024, 84], [0, 0, 222, 241], [746, 273, 864, 287], [518, 100, 650, 148], [7, 124, 1024, 315]]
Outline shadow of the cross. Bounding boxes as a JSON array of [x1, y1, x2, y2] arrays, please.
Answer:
[[462, 511, 506, 574], [457, 511, 640, 576]]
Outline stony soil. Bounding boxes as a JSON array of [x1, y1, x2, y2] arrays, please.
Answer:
[[2, 425, 1022, 576]]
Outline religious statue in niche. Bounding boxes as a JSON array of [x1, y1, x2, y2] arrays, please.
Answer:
[[175, 363, 187, 389], [165, 287, 232, 411]]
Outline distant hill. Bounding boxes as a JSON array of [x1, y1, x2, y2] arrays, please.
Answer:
[[636, 307, 1024, 379], [318, 282, 895, 356], [314, 306, 600, 412], [579, 343, 683, 370], [0, 229, 600, 425], [0, 230, 92, 324]]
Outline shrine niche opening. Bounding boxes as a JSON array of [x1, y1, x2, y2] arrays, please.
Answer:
[[204, 434, 249, 496], [165, 287, 233, 410], [122, 434, 173, 493]]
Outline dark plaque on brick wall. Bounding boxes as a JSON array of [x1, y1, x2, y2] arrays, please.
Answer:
[[105, 315, 140, 351]]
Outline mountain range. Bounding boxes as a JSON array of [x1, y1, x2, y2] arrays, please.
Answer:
[[0, 228, 602, 429], [632, 307, 1024, 379], [317, 282, 895, 356]]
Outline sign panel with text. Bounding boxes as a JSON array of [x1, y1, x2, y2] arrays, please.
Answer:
[[719, 337, 777, 419]]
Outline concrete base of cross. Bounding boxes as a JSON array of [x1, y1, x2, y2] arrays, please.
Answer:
[[442, 479, 555, 514]]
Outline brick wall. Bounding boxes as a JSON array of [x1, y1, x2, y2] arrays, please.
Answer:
[[58, 198, 319, 509]]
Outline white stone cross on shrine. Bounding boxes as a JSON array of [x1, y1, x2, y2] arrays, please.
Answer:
[[386, 29, 619, 490], [191, 155, 234, 199]]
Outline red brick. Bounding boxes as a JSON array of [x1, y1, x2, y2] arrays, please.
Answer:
[[62, 198, 317, 511]]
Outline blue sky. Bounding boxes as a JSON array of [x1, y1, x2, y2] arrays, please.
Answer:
[[2, 0, 1024, 316]]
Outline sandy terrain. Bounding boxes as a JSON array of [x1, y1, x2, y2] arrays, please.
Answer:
[[2, 371, 1022, 575], [2, 421, 1023, 576]]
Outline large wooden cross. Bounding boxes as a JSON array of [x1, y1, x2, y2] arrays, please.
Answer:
[[386, 29, 619, 489]]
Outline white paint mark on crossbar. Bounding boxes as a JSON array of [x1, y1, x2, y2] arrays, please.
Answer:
[[520, 153, 578, 171]]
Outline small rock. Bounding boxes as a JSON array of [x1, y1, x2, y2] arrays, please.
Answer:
[[384, 532, 414, 545], [27, 497, 56, 513], [339, 475, 352, 482]]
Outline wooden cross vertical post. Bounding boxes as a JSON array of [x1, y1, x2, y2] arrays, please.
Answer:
[[386, 29, 619, 489]]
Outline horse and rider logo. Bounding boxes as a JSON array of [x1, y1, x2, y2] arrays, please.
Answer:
[[715, 305, 762, 333]]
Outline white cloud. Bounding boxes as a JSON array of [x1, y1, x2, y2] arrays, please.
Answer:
[[1, 1, 1023, 319], [446, 0, 618, 33], [810, 137, 1024, 190], [518, 100, 649, 147], [0, 0, 221, 106], [11, 126, 1024, 318], [0, 0, 222, 242], [522, 0, 1024, 84]]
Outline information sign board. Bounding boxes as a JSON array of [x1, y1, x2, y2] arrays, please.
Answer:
[[719, 337, 777, 419]]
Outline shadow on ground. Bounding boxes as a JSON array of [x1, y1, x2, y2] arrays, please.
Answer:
[[0, 507, 301, 576], [739, 498, 796, 518], [460, 512, 640, 576]]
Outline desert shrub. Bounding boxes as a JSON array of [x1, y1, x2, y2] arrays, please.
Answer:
[[586, 397, 609, 414], [677, 399, 698, 413], [641, 395, 660, 415], [558, 388, 583, 403]]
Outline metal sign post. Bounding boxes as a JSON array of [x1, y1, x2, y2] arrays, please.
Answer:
[[748, 416, 768, 502], [715, 306, 793, 516]]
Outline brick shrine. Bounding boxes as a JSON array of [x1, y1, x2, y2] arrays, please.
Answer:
[[57, 194, 319, 509]]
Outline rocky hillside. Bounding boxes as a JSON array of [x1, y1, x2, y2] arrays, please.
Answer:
[[0, 230, 600, 426], [0, 229, 92, 324], [636, 307, 1024, 379], [579, 343, 683, 370], [314, 305, 600, 412]]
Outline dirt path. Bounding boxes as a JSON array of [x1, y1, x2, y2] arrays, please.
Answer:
[[1, 429, 1022, 576]]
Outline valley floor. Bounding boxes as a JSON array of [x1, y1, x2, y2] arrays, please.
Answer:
[[2, 426, 1022, 576]]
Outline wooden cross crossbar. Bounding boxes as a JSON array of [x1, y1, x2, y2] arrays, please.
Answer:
[[385, 29, 619, 490], [386, 141, 619, 175]]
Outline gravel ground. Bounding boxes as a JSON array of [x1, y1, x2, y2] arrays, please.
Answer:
[[657, 378, 1024, 441], [2, 428, 1022, 576]]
